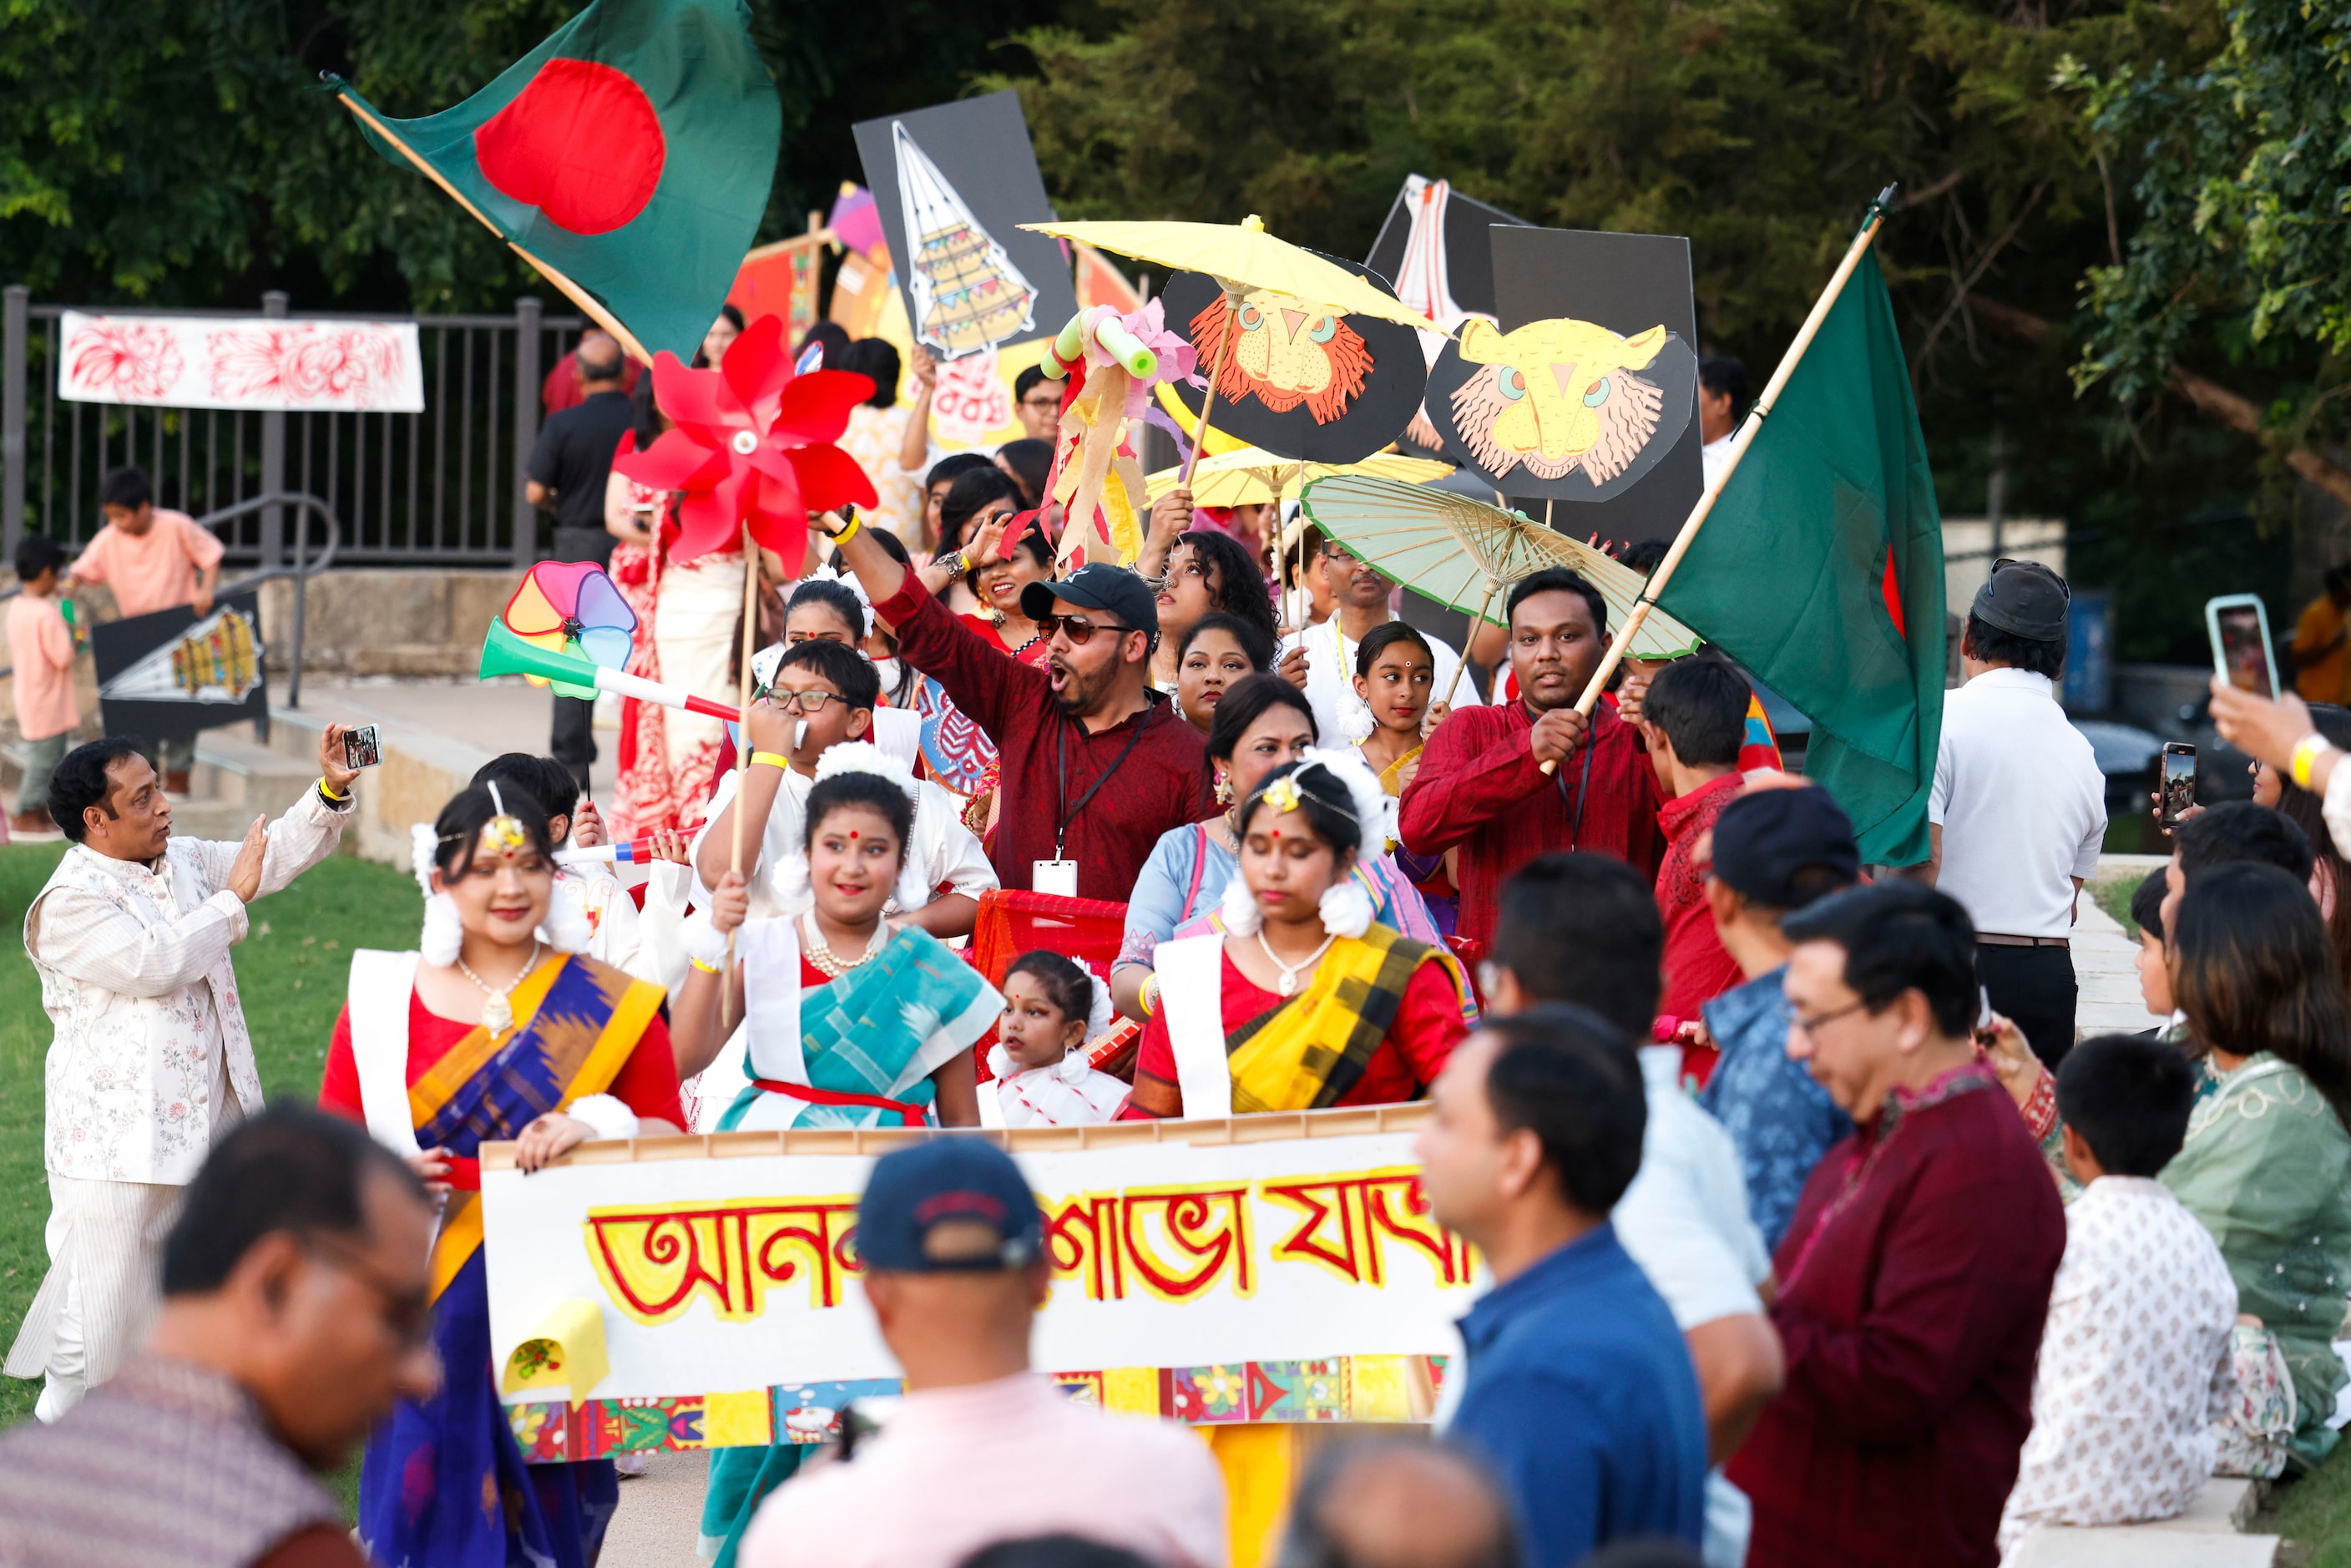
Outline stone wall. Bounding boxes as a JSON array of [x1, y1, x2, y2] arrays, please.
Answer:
[[250, 569, 521, 679]]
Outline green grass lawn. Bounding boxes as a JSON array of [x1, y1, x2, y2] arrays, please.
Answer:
[[0, 842, 420, 1430]]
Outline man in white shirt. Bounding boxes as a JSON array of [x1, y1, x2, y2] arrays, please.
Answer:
[[1697, 357, 1746, 493], [1478, 852, 1782, 1568], [1279, 534, 1483, 742], [7, 729, 359, 1419], [1929, 559, 2107, 1066]]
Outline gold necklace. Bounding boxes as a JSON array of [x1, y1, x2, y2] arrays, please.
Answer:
[[455, 941, 541, 1037], [801, 912, 887, 979]]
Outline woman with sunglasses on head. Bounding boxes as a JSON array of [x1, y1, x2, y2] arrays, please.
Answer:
[[1122, 751, 1474, 1116], [1145, 526, 1279, 695], [1110, 675, 1449, 1025], [320, 782, 683, 1568]]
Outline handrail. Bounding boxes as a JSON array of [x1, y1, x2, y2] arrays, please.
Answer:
[[0, 490, 341, 708]]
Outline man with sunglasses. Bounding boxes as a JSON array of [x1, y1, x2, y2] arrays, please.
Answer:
[[1925, 558, 2106, 1068], [691, 638, 994, 937], [823, 509, 1212, 900], [0, 1104, 441, 1567]]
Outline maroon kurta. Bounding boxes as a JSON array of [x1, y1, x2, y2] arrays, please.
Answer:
[[880, 576, 1212, 900], [1725, 1062, 2065, 1568], [1396, 699, 1665, 950]]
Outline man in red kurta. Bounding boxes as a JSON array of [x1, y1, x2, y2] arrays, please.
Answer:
[[1725, 883, 2063, 1568], [1636, 656, 1753, 1075], [1398, 568, 1664, 951]]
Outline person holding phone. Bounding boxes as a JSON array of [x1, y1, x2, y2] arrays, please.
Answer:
[[1924, 560, 2107, 1069]]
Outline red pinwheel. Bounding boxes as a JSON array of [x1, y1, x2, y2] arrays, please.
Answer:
[[612, 314, 877, 567]]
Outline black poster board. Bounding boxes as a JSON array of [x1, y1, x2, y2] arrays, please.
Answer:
[[1428, 226, 1704, 546], [852, 91, 1078, 360], [94, 592, 268, 741]]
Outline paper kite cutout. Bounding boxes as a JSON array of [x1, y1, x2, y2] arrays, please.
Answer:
[[612, 314, 877, 569], [503, 560, 639, 700], [1426, 317, 1697, 502], [895, 121, 1036, 357]]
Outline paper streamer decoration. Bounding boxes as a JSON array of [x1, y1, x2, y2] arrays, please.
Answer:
[[500, 1297, 610, 1407]]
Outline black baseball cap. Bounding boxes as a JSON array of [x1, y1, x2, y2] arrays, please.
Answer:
[[1711, 787, 1861, 910], [1021, 563, 1160, 644], [1971, 558, 2070, 641], [856, 1137, 1042, 1273]]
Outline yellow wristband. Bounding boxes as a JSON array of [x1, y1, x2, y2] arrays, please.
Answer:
[[2292, 734, 2336, 791], [750, 751, 791, 771], [316, 776, 346, 802], [1140, 975, 1158, 1017], [828, 515, 862, 546], [690, 957, 722, 974]]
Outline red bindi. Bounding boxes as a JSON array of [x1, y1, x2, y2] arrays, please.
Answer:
[[848, 830, 859, 840]]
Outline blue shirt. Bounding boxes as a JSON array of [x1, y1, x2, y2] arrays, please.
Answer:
[[1698, 965, 1853, 1252], [1448, 1223, 1707, 1567]]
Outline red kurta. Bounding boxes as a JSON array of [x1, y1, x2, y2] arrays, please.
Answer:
[[320, 987, 685, 1130], [1654, 772, 1746, 1072], [1129, 945, 1468, 1115], [881, 576, 1213, 899], [1725, 1064, 2065, 1568], [1396, 699, 1666, 951]]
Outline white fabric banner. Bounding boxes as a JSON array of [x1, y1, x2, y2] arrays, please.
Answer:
[[57, 311, 425, 412], [481, 1111, 1476, 1419]]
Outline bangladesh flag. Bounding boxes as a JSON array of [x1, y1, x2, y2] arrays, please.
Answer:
[[337, 0, 778, 362], [1656, 250, 1946, 865]]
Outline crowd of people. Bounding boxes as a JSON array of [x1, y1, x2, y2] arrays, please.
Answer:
[[7, 314, 2351, 1568]]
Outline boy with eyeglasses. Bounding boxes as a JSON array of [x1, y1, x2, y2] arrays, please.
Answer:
[[692, 637, 994, 937]]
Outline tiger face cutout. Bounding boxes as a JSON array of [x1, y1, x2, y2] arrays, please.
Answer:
[[1190, 291, 1374, 425], [1448, 317, 1669, 483]]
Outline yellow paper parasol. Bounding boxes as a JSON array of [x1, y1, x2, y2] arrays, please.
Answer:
[[1023, 219, 1442, 332], [1298, 473, 1703, 702], [1145, 447, 1454, 507]]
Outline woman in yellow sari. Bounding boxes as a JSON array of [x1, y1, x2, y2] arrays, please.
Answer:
[[1125, 750, 1474, 1118]]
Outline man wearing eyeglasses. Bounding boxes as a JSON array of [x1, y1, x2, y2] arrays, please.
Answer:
[[1727, 882, 2063, 1568], [1924, 559, 2106, 1069], [1013, 366, 1063, 443], [690, 638, 995, 937], [0, 1104, 441, 1568], [822, 509, 1213, 900]]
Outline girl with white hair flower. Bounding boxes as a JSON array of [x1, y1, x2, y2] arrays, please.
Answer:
[[1123, 751, 1477, 1120]]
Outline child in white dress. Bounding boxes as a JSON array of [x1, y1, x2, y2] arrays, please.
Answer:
[[981, 951, 1130, 1128]]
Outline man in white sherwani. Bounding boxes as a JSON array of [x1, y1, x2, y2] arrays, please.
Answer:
[[6, 729, 360, 1419]]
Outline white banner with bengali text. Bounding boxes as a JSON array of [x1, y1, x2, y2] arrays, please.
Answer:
[[480, 1110, 1478, 1453], [57, 312, 425, 412]]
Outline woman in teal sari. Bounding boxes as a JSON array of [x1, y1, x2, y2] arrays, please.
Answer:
[[670, 746, 999, 1561], [2163, 862, 2351, 1469]]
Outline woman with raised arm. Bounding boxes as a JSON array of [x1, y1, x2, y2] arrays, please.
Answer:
[[319, 781, 683, 1568]]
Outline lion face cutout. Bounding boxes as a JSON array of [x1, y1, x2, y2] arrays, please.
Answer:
[[1190, 291, 1374, 425], [1448, 318, 1669, 482]]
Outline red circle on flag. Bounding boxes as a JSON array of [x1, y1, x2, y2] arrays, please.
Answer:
[[474, 58, 665, 236]]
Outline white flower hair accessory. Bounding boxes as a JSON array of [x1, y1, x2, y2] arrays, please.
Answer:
[[411, 822, 463, 967], [1083, 969, 1115, 1042], [538, 874, 593, 954], [1296, 747, 1390, 847], [1317, 877, 1376, 939], [1339, 693, 1378, 745], [813, 742, 920, 799]]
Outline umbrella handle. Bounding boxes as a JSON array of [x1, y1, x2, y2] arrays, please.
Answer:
[[1440, 577, 1498, 710], [1180, 288, 1246, 486]]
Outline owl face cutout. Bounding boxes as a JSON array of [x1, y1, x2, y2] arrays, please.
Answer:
[[1448, 318, 1669, 483], [1191, 291, 1374, 425]]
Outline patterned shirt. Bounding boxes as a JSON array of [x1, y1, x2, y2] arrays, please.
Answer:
[[1997, 1176, 2237, 1550], [1698, 966, 1853, 1252]]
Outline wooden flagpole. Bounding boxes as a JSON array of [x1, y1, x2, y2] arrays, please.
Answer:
[[336, 92, 654, 366], [1540, 184, 1899, 776]]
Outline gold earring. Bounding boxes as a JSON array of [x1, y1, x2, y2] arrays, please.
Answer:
[[1214, 771, 1232, 805]]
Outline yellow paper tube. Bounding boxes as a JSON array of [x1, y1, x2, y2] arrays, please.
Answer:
[[500, 1297, 610, 1408]]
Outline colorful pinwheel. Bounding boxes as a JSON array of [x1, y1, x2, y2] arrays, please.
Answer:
[[611, 314, 878, 568], [502, 560, 639, 699]]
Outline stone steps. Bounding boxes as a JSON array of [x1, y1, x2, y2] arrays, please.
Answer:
[[2010, 1478, 2278, 1565]]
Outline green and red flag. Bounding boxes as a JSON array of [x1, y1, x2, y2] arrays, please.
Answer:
[[334, 0, 778, 363], [1655, 250, 1946, 865]]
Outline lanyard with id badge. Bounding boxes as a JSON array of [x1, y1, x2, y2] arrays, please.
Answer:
[[1039, 717, 1150, 896]]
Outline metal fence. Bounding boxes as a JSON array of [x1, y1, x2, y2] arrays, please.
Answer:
[[0, 289, 589, 568]]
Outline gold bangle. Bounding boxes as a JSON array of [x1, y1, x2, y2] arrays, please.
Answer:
[[316, 776, 346, 802], [690, 957, 722, 974], [828, 515, 862, 546], [749, 750, 791, 771], [2292, 734, 2335, 791], [1140, 975, 1158, 1017]]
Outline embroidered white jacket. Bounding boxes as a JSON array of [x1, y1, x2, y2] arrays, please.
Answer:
[[27, 788, 351, 1184]]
